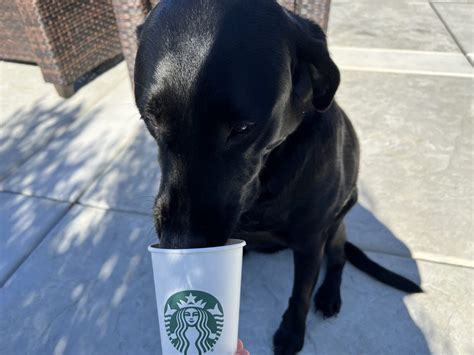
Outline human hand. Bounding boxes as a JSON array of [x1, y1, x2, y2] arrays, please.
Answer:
[[236, 339, 249, 355]]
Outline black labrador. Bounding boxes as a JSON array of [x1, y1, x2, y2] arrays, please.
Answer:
[[134, 1, 422, 353]]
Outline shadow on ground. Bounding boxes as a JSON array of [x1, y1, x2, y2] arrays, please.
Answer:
[[1, 178, 432, 354], [0, 86, 140, 202], [0, 97, 82, 181], [79, 127, 161, 215], [0, 89, 144, 284], [0, 98, 158, 354], [0, 205, 158, 354], [0, 98, 108, 286], [240, 203, 430, 354]]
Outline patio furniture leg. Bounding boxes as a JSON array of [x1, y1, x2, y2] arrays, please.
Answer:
[[54, 83, 75, 98]]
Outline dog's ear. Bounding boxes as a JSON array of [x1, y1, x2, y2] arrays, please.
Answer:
[[296, 35, 340, 112]]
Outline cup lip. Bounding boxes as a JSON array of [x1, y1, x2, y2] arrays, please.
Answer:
[[148, 238, 246, 254]]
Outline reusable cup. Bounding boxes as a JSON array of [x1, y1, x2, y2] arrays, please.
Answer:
[[148, 239, 246, 355]]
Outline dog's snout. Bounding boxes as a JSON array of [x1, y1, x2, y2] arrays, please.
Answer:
[[159, 231, 209, 249], [154, 180, 236, 248], [154, 195, 215, 249]]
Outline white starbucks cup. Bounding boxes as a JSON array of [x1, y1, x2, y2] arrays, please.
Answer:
[[148, 239, 246, 355]]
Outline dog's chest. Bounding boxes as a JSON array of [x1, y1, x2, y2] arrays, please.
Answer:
[[238, 189, 293, 233]]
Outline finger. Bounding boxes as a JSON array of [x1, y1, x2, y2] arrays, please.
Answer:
[[237, 339, 244, 350]]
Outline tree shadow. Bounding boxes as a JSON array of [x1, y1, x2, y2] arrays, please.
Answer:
[[0, 86, 160, 354], [0, 97, 82, 181], [0, 81, 140, 201], [0, 204, 159, 354], [0, 97, 105, 286], [78, 127, 161, 216], [0, 92, 157, 354]]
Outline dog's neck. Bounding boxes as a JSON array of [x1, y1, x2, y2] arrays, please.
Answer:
[[257, 109, 327, 195]]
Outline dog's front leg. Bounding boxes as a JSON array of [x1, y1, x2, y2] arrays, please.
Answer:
[[273, 242, 324, 355]]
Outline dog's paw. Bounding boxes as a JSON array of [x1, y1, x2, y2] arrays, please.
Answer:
[[314, 282, 342, 318], [273, 321, 305, 355]]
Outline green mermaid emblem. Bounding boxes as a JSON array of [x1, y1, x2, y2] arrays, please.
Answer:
[[164, 290, 224, 354]]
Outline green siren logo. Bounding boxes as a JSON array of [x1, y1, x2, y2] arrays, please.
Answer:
[[164, 290, 224, 355]]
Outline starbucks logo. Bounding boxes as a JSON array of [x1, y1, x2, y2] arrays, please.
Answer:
[[164, 290, 224, 355]]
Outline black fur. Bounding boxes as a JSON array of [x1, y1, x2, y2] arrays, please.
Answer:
[[134, 1, 422, 353]]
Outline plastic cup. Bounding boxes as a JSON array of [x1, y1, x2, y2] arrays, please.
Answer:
[[148, 239, 246, 355]]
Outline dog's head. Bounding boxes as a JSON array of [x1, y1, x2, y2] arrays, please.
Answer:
[[135, 0, 339, 248]]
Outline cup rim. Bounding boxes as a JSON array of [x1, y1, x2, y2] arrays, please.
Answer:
[[148, 238, 246, 254]]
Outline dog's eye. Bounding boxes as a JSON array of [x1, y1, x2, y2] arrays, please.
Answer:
[[231, 122, 255, 135]]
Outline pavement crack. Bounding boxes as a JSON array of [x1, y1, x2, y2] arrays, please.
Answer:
[[430, 2, 473, 66], [37, 298, 81, 344]]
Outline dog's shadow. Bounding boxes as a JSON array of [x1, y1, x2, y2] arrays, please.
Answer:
[[239, 203, 430, 355]]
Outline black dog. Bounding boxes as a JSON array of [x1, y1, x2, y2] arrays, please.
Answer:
[[135, 1, 422, 353]]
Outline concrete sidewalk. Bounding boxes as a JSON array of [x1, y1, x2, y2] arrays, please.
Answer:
[[1, 1, 473, 354]]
